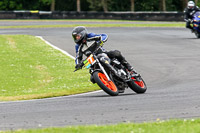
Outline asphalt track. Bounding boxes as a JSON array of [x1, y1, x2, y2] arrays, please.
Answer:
[[0, 24, 200, 130]]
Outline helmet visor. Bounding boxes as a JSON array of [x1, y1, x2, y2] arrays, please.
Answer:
[[188, 6, 194, 9], [72, 33, 82, 43]]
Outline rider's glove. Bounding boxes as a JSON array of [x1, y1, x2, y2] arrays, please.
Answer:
[[75, 62, 84, 70], [95, 36, 102, 46]]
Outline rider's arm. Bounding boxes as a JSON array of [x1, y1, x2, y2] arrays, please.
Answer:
[[195, 6, 200, 11], [75, 44, 83, 65], [184, 8, 189, 21], [100, 34, 108, 43], [87, 33, 108, 43]]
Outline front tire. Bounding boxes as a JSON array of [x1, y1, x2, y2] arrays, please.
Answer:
[[195, 31, 200, 38], [127, 76, 147, 94], [93, 71, 119, 96]]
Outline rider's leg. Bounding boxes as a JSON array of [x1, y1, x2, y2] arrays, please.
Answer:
[[106, 50, 137, 73], [186, 21, 194, 32]]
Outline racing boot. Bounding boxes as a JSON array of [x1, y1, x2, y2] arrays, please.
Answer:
[[121, 60, 138, 76]]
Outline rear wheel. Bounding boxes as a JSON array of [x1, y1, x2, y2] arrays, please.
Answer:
[[93, 71, 119, 96], [127, 76, 147, 93]]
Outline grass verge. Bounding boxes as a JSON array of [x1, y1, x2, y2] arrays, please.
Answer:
[[0, 19, 183, 22], [0, 19, 130, 21], [2, 119, 200, 133], [0, 35, 99, 101], [0, 19, 185, 28], [0, 23, 185, 29]]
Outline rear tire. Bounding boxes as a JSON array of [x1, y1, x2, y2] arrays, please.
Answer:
[[93, 71, 119, 96], [127, 76, 147, 94]]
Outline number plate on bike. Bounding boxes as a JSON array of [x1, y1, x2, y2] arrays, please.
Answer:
[[83, 54, 96, 69]]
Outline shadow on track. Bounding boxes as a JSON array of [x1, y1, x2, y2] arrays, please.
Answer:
[[77, 92, 139, 98], [185, 37, 200, 39]]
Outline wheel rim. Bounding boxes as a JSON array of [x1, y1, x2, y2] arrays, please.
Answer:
[[131, 77, 145, 88], [98, 73, 117, 92]]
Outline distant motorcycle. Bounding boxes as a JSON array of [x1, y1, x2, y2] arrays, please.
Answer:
[[191, 11, 200, 38], [74, 41, 147, 96]]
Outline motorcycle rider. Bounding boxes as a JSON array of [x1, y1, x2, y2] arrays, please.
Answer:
[[72, 26, 137, 77], [184, 1, 200, 31]]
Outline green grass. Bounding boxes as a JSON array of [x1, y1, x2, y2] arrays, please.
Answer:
[[2, 119, 200, 133], [0, 24, 185, 29], [0, 19, 185, 28], [0, 23, 185, 29], [0, 35, 99, 101], [0, 19, 182, 22]]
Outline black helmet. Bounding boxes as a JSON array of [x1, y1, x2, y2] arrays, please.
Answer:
[[72, 26, 88, 45]]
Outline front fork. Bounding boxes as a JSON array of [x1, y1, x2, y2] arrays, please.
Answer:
[[96, 59, 111, 81]]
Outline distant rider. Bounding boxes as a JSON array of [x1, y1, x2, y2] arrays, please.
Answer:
[[184, 1, 200, 31], [72, 26, 137, 77]]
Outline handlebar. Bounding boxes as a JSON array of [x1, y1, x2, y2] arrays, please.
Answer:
[[74, 42, 103, 72]]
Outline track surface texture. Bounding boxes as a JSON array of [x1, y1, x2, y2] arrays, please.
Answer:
[[0, 24, 200, 130]]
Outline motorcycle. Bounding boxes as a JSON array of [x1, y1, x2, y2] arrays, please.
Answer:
[[74, 40, 147, 96], [191, 11, 200, 38]]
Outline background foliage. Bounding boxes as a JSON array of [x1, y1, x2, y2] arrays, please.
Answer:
[[0, 0, 199, 12]]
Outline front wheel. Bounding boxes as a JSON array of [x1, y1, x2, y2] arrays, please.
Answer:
[[195, 31, 200, 38], [127, 76, 147, 94], [93, 71, 119, 96]]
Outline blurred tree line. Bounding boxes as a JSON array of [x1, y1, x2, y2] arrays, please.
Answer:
[[0, 0, 199, 12]]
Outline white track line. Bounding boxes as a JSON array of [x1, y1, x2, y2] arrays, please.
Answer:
[[0, 36, 102, 103], [36, 36, 75, 59], [0, 90, 103, 104]]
